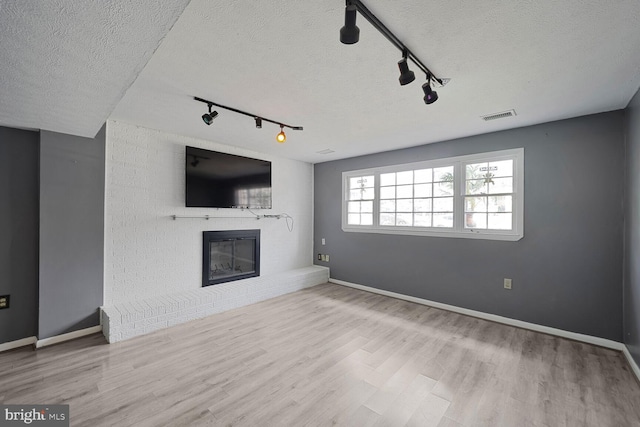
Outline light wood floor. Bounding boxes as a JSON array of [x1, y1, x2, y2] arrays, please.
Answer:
[[2, 283, 640, 426]]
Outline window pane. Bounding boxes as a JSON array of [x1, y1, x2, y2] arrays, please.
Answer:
[[433, 213, 453, 228], [488, 213, 512, 230], [465, 197, 487, 213], [361, 214, 373, 225], [361, 188, 375, 200], [433, 197, 453, 212], [380, 186, 395, 199], [397, 171, 413, 185], [380, 173, 395, 186], [489, 160, 513, 178], [397, 185, 413, 198], [434, 166, 454, 182], [380, 200, 395, 212], [414, 198, 432, 212], [380, 213, 395, 226], [465, 163, 487, 180], [466, 179, 487, 195], [348, 201, 360, 213], [488, 196, 512, 213], [349, 190, 362, 200], [350, 176, 373, 189], [396, 213, 412, 226], [414, 213, 432, 227], [349, 175, 374, 201], [414, 183, 432, 198], [488, 177, 513, 194], [434, 181, 454, 197], [465, 213, 487, 229], [348, 214, 360, 225], [361, 201, 373, 213], [397, 199, 413, 212], [414, 169, 432, 183]]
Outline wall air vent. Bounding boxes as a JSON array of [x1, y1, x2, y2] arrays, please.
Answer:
[[481, 109, 517, 121]]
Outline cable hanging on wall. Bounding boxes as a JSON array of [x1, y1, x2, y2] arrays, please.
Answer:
[[339, 0, 450, 104], [194, 96, 303, 143]]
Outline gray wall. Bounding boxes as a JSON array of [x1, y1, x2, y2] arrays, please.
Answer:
[[0, 126, 39, 343], [39, 125, 105, 339], [315, 111, 624, 341], [624, 88, 640, 365]]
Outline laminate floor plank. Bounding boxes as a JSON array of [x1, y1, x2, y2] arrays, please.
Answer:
[[1, 283, 639, 426]]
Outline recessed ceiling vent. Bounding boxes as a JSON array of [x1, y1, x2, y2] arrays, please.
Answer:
[[316, 149, 335, 155], [481, 109, 517, 122]]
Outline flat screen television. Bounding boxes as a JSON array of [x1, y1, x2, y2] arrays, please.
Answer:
[[185, 146, 272, 209]]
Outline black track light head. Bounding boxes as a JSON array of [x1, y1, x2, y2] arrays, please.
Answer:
[[422, 80, 438, 105], [340, 4, 360, 44], [202, 111, 218, 125], [202, 104, 219, 125], [398, 57, 416, 86], [255, 117, 262, 129]]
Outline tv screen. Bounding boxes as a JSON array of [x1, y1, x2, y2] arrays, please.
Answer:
[[185, 146, 272, 209]]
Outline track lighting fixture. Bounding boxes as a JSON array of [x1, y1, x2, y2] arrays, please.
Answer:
[[201, 104, 218, 125], [194, 97, 303, 143], [398, 51, 415, 86], [276, 126, 286, 143], [422, 74, 438, 104], [339, 0, 447, 105], [340, 3, 360, 44]]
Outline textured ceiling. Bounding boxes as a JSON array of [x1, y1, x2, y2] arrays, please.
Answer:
[[2, 1, 640, 163], [0, 0, 190, 137]]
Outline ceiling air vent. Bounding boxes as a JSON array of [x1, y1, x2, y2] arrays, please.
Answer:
[[481, 109, 517, 122], [316, 149, 335, 155]]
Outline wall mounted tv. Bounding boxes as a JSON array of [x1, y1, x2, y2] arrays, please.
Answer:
[[185, 146, 272, 209]]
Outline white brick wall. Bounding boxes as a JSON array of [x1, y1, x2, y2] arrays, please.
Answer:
[[102, 266, 329, 342], [104, 121, 314, 305]]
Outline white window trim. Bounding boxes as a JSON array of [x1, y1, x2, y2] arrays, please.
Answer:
[[341, 148, 524, 241]]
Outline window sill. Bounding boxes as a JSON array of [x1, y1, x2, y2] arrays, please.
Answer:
[[342, 225, 523, 241]]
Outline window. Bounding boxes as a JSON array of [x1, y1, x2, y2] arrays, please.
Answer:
[[346, 175, 374, 225], [342, 148, 524, 241]]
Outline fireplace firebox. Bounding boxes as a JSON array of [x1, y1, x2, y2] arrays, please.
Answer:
[[202, 230, 260, 287]]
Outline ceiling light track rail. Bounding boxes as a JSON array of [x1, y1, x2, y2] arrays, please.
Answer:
[[194, 96, 303, 131], [347, 0, 443, 86]]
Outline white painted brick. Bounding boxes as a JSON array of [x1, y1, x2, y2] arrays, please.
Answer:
[[101, 266, 328, 343]]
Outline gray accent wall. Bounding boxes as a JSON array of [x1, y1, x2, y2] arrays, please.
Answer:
[[315, 111, 625, 341], [624, 87, 640, 365], [0, 126, 39, 343], [39, 125, 105, 339]]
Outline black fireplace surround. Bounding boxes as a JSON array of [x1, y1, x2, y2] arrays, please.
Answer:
[[202, 230, 260, 287]]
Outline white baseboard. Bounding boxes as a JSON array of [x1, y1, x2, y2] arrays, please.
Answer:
[[35, 325, 103, 349], [329, 278, 625, 352], [0, 336, 37, 353], [622, 346, 640, 383]]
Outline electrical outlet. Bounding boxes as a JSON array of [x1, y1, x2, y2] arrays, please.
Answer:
[[504, 278, 512, 290], [0, 295, 9, 309], [317, 253, 322, 260], [321, 238, 326, 245], [325, 255, 330, 262]]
